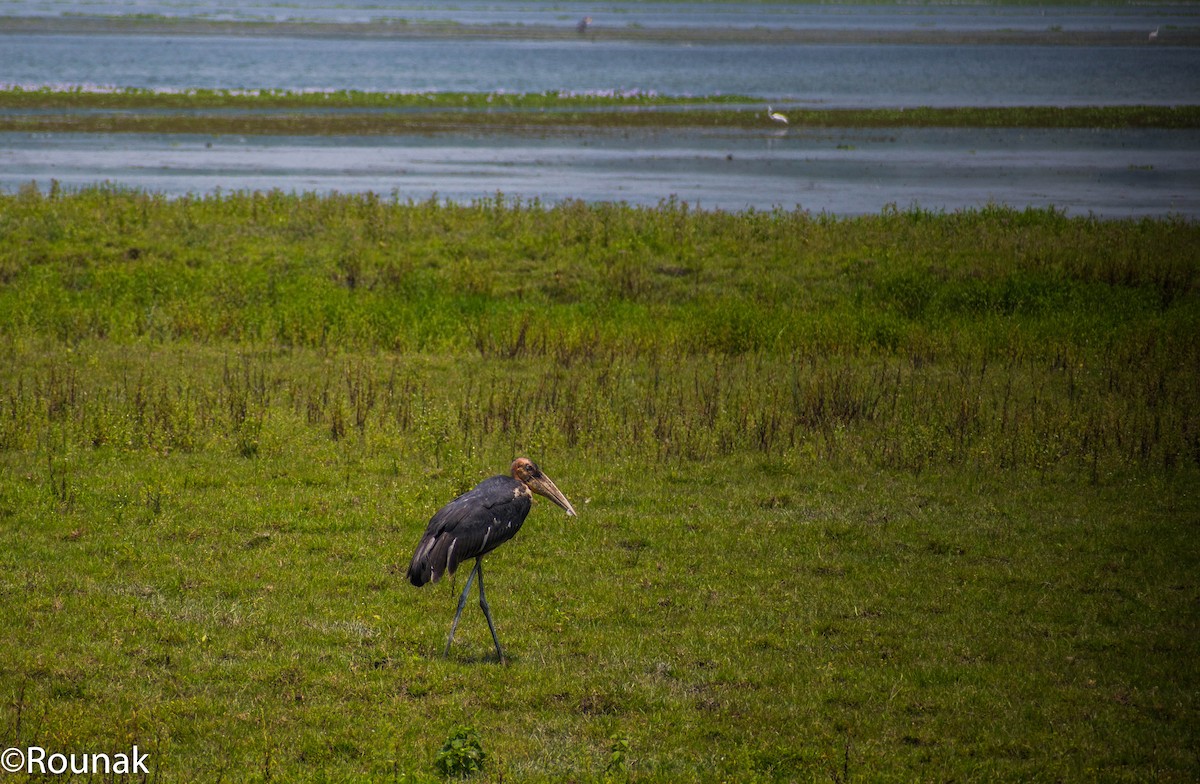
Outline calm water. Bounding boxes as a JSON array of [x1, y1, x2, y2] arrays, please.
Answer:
[[5, 127, 1198, 216], [2, 2, 1198, 214], [4, 34, 1200, 105]]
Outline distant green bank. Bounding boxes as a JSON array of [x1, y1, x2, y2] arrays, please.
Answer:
[[0, 86, 716, 111], [4, 13, 1196, 46], [2, 88, 1198, 134]]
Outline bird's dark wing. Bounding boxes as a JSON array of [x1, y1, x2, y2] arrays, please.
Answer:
[[407, 476, 532, 587]]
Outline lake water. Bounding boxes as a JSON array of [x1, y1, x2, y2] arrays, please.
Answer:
[[4, 33, 1199, 105], [2, 2, 1199, 215], [6, 127, 1197, 216]]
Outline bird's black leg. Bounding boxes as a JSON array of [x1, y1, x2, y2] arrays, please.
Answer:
[[475, 558, 505, 662], [444, 561, 479, 656]]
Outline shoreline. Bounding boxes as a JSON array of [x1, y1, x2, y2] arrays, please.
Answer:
[[3, 14, 1198, 46], [2, 94, 1198, 133]]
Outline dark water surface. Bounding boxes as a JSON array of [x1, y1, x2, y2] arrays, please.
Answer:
[[5, 127, 1198, 217], [4, 33, 1199, 106]]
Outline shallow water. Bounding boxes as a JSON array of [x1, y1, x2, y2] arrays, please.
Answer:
[[4, 33, 1200, 106], [2, 3, 1198, 213], [5, 127, 1198, 217]]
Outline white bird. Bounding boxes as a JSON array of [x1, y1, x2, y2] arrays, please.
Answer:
[[767, 105, 788, 124], [1149, 26, 1159, 41]]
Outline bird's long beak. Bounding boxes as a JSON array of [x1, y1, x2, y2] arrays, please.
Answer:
[[528, 473, 577, 517]]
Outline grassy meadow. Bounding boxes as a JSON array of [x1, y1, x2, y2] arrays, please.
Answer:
[[0, 186, 1198, 781]]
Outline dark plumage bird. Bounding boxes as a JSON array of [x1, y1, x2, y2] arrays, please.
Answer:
[[408, 457, 577, 660]]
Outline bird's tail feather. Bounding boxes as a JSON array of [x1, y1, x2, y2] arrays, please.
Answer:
[[407, 533, 462, 587]]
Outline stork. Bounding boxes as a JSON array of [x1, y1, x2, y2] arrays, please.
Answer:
[[408, 458, 576, 661]]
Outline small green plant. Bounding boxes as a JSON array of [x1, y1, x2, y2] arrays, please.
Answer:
[[435, 726, 486, 778], [604, 732, 631, 780]]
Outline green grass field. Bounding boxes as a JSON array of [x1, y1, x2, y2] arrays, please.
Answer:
[[1, 187, 1198, 781]]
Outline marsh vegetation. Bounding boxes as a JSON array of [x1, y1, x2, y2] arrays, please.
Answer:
[[3, 88, 1198, 135], [0, 188, 1197, 780]]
